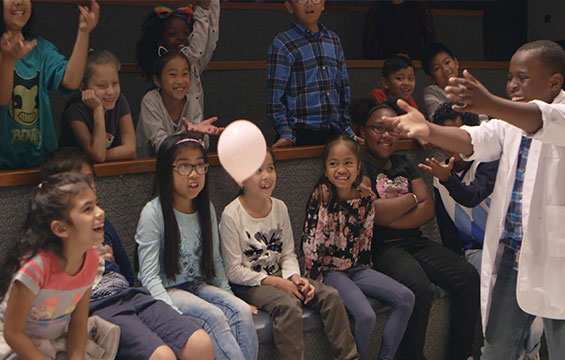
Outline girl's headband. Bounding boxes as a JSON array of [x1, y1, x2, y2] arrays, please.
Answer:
[[157, 45, 190, 58], [175, 138, 205, 148], [154, 4, 194, 22]]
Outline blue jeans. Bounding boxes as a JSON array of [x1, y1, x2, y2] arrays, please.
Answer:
[[482, 247, 565, 359], [323, 267, 414, 360], [167, 284, 258, 360]]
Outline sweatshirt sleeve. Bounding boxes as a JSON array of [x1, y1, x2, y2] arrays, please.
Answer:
[[135, 200, 179, 312]]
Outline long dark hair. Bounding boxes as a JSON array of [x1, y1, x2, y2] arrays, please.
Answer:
[[0, 0, 34, 38], [154, 134, 215, 280], [0, 173, 94, 300], [310, 136, 363, 211]]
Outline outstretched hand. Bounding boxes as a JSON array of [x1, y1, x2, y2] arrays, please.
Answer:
[[445, 70, 494, 114], [418, 157, 454, 182], [183, 116, 224, 135], [78, 0, 100, 34], [0, 32, 37, 61], [382, 99, 430, 140]]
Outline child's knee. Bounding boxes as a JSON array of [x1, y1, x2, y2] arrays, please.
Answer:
[[181, 329, 214, 360], [149, 345, 176, 360]]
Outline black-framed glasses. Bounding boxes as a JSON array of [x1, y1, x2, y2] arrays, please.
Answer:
[[296, 0, 322, 4], [172, 163, 209, 176], [365, 125, 401, 137]]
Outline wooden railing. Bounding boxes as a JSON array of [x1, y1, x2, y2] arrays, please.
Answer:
[[34, 1, 484, 17], [121, 59, 508, 73], [0, 141, 419, 187]]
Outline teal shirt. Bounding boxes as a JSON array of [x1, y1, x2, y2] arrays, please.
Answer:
[[135, 197, 232, 310], [0, 36, 71, 169]]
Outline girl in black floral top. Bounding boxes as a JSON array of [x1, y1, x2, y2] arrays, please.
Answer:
[[302, 136, 414, 360]]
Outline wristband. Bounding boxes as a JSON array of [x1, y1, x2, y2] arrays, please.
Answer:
[[411, 193, 418, 205]]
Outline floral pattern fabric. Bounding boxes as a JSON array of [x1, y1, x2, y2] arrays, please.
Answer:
[[302, 183, 375, 281]]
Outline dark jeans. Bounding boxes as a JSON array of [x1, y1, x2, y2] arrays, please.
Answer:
[[372, 236, 480, 360]]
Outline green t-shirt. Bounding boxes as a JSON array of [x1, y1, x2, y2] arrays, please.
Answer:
[[0, 36, 70, 169]]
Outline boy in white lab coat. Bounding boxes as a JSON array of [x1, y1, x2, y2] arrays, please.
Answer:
[[384, 40, 565, 359]]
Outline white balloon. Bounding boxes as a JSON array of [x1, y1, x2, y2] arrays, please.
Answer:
[[217, 120, 267, 184]]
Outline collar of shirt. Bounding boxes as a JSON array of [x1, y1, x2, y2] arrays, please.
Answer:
[[292, 21, 328, 39]]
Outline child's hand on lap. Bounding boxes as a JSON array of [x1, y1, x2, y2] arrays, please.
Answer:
[[78, 0, 100, 34], [81, 89, 104, 113], [248, 303, 258, 315], [445, 70, 495, 114], [291, 275, 315, 304], [262, 276, 304, 301], [418, 157, 454, 182], [0, 32, 36, 61], [383, 99, 430, 140]]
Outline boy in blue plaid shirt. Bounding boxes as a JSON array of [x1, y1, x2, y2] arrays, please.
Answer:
[[267, 0, 355, 147]]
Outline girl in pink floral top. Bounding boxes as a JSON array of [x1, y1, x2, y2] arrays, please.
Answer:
[[302, 136, 414, 360]]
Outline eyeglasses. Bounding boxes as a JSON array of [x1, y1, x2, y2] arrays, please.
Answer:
[[172, 163, 209, 176], [365, 125, 401, 137], [296, 0, 322, 4]]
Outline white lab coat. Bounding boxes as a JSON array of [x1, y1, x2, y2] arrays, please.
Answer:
[[461, 90, 565, 333]]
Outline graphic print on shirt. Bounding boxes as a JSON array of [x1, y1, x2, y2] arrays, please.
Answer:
[[180, 229, 202, 279], [8, 72, 41, 146], [243, 226, 283, 275], [374, 173, 410, 198]]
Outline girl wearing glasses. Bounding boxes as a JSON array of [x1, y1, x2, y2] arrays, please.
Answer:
[[135, 134, 258, 360]]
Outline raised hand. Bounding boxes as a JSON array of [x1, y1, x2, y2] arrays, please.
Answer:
[[445, 70, 494, 113], [382, 99, 430, 140], [0, 32, 36, 61], [183, 116, 223, 135], [78, 0, 100, 34], [81, 89, 104, 113], [418, 157, 454, 182]]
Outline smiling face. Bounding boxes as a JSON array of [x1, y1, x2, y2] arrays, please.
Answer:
[[161, 16, 190, 50], [172, 146, 206, 210], [85, 64, 121, 110], [506, 49, 559, 103], [429, 51, 459, 89], [61, 186, 105, 249], [383, 67, 416, 101], [285, 0, 325, 32], [3, 0, 31, 33], [242, 152, 277, 201], [324, 140, 361, 192], [154, 55, 190, 102], [361, 107, 400, 160]]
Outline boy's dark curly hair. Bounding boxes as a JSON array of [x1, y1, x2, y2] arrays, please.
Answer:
[[432, 102, 479, 126]]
